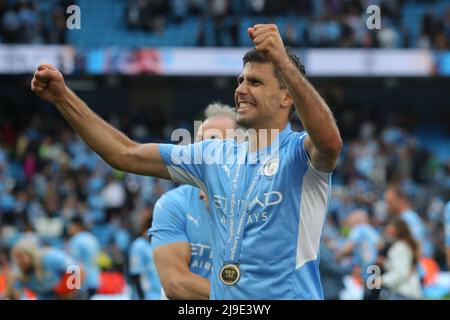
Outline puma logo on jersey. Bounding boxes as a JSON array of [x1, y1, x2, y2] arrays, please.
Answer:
[[221, 165, 231, 178], [187, 213, 200, 227]]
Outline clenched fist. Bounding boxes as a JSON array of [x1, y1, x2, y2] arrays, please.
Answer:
[[31, 64, 67, 104], [248, 24, 288, 68]]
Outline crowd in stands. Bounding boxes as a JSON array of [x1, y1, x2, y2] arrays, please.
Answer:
[[320, 120, 450, 299], [0, 0, 69, 44], [0, 105, 174, 298], [125, 0, 450, 48], [1, 0, 450, 49]]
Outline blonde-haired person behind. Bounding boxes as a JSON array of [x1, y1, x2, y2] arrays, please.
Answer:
[[379, 219, 423, 300], [6, 240, 86, 300]]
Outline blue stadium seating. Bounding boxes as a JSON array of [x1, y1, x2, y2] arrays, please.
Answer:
[[64, 0, 450, 48]]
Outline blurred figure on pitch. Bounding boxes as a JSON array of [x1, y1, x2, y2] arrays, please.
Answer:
[[6, 240, 86, 300], [67, 216, 101, 299], [129, 214, 161, 300], [444, 200, 450, 269], [384, 184, 427, 256], [149, 103, 237, 299], [337, 209, 382, 300], [319, 238, 352, 300], [379, 219, 422, 300]]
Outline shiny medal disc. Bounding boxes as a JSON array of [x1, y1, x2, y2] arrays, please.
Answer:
[[219, 264, 240, 286]]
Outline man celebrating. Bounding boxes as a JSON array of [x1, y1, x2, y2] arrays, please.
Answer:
[[31, 24, 342, 299]]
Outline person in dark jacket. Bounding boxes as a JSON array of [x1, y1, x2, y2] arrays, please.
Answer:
[[319, 239, 352, 300]]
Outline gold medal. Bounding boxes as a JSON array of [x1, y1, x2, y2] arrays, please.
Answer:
[[219, 264, 240, 286]]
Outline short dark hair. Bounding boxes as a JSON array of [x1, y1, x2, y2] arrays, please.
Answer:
[[242, 47, 306, 89], [69, 216, 85, 229]]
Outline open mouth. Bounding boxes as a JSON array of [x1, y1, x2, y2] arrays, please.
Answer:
[[237, 101, 255, 113]]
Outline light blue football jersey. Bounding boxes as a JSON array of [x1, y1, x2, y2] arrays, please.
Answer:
[[401, 209, 426, 245], [400, 209, 433, 257], [129, 237, 162, 300], [158, 126, 332, 299], [149, 185, 212, 279], [444, 201, 450, 247], [347, 224, 381, 280], [68, 231, 101, 290]]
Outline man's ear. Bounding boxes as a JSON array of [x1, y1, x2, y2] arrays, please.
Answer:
[[281, 91, 293, 110]]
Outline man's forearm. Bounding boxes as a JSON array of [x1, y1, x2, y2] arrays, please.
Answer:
[[279, 59, 342, 154], [54, 87, 138, 169], [166, 272, 210, 300]]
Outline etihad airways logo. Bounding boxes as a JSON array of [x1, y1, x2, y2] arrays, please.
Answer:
[[213, 191, 283, 226], [213, 191, 283, 212], [190, 243, 213, 271], [220, 211, 268, 226]]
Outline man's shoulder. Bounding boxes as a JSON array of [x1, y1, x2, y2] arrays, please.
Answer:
[[42, 248, 72, 266], [287, 129, 307, 143], [270, 130, 308, 165], [161, 184, 199, 202], [276, 130, 307, 153], [153, 186, 193, 221]]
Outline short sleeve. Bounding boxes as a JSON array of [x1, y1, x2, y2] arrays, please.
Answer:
[[42, 250, 75, 274], [158, 141, 210, 191], [148, 189, 189, 249], [297, 132, 332, 182]]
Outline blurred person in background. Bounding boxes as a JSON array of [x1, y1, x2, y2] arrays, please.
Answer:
[[379, 219, 422, 300], [129, 213, 161, 300], [149, 102, 236, 300], [445, 200, 450, 269], [0, 247, 10, 299], [67, 216, 100, 299], [384, 184, 426, 255], [6, 239, 86, 300], [319, 238, 352, 300], [337, 209, 382, 300]]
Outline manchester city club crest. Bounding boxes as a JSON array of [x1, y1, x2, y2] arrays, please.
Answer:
[[262, 157, 279, 177]]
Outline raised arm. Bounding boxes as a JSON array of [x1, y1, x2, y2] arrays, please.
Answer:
[[249, 24, 342, 172], [31, 64, 170, 179], [153, 242, 210, 300]]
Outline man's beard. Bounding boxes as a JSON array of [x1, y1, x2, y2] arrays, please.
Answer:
[[236, 116, 251, 129]]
